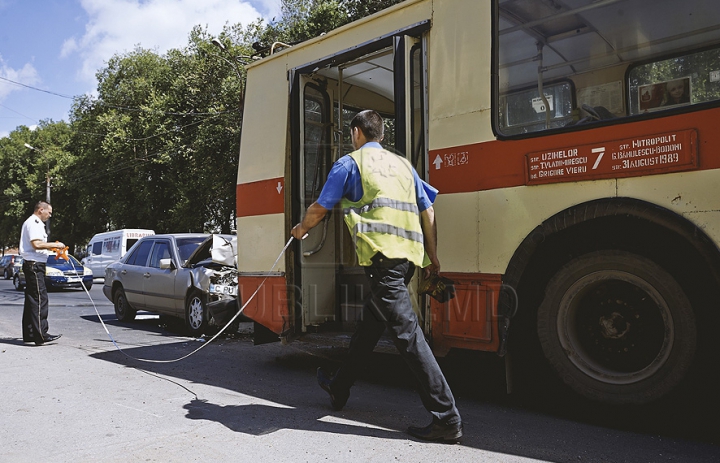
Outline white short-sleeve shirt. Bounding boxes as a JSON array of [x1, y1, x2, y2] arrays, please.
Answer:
[[20, 214, 50, 262]]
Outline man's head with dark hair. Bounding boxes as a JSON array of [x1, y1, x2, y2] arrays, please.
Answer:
[[350, 110, 384, 142], [34, 201, 50, 212]]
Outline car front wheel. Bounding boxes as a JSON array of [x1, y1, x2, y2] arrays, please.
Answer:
[[185, 291, 208, 337], [13, 274, 23, 291]]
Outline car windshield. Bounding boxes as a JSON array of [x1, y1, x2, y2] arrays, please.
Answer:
[[47, 255, 81, 266], [176, 237, 207, 262]]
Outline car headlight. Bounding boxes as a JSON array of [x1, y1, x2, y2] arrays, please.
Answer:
[[84, 267, 93, 276], [46, 267, 63, 277]]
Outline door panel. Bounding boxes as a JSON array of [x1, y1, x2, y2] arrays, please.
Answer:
[[143, 241, 181, 316], [121, 239, 153, 308], [298, 78, 337, 327]]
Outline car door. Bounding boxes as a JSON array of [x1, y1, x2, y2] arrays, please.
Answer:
[[143, 239, 183, 316], [119, 239, 153, 308]]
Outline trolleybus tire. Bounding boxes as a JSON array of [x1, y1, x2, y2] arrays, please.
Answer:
[[537, 250, 696, 404]]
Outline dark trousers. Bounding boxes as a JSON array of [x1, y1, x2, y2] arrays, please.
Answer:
[[334, 254, 461, 425], [22, 261, 49, 342]]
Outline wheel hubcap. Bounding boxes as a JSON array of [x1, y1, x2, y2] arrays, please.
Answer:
[[188, 297, 203, 329], [558, 271, 673, 384]]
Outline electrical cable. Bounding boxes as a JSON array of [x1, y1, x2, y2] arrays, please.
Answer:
[[64, 236, 296, 363]]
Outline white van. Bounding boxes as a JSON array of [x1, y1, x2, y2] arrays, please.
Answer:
[[83, 229, 155, 279]]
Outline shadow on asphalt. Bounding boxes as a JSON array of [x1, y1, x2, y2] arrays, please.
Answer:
[[84, 329, 720, 462]]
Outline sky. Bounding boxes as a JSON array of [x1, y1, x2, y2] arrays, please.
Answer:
[[0, 0, 281, 138]]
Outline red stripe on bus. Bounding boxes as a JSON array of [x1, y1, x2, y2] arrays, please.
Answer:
[[236, 178, 285, 217], [429, 108, 720, 194], [237, 108, 720, 216], [239, 275, 289, 334]]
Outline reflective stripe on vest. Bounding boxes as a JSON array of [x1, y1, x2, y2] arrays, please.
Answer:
[[350, 222, 424, 244], [343, 198, 419, 216]]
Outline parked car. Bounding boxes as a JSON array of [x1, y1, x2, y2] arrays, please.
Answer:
[[14, 254, 93, 291], [1, 254, 23, 279], [102, 233, 239, 336]]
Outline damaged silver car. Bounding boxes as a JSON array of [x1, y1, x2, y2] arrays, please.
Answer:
[[102, 233, 241, 336]]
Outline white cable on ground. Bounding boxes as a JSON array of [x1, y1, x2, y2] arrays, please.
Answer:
[[70, 236, 295, 363]]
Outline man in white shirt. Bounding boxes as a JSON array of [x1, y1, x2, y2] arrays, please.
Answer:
[[20, 201, 64, 346]]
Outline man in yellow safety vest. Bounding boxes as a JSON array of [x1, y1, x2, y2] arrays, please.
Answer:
[[291, 110, 462, 443]]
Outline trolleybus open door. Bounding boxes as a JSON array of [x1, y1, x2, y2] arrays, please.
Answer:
[[289, 25, 437, 338], [293, 75, 338, 329]]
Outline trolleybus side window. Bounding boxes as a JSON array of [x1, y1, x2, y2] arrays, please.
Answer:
[[495, 0, 720, 137], [499, 81, 574, 135], [303, 84, 331, 200], [628, 46, 720, 115]]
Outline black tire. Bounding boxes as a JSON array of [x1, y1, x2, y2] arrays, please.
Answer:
[[114, 287, 137, 322], [13, 274, 24, 291], [85, 283, 93, 291], [537, 250, 696, 404], [185, 291, 208, 337]]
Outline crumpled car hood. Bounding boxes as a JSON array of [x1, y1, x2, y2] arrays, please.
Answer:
[[185, 234, 240, 326]]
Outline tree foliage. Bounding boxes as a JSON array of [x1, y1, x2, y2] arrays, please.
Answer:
[[0, 0, 403, 253]]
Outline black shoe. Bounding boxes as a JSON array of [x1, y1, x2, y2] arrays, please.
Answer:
[[317, 367, 349, 411], [35, 334, 61, 346], [407, 420, 463, 443]]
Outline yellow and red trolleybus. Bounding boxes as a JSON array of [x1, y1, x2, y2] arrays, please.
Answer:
[[235, 0, 720, 404]]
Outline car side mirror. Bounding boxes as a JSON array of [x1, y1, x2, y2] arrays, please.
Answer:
[[159, 258, 175, 270]]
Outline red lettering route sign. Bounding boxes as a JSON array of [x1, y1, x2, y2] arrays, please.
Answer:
[[525, 129, 698, 185]]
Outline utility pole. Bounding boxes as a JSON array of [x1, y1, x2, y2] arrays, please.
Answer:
[[24, 143, 52, 234]]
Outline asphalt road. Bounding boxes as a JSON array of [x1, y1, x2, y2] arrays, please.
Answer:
[[0, 277, 718, 462]]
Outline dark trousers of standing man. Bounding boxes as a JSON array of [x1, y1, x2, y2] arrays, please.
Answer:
[[333, 253, 461, 425], [22, 260, 49, 343]]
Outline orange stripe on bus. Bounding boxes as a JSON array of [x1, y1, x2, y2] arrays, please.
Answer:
[[429, 108, 720, 194], [237, 108, 720, 216], [236, 178, 284, 217]]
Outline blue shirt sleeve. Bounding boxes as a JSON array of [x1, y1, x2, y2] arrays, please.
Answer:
[[415, 173, 438, 212], [317, 156, 362, 209]]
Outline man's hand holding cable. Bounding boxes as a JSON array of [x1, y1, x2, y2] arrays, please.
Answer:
[[291, 202, 329, 240], [31, 240, 65, 251]]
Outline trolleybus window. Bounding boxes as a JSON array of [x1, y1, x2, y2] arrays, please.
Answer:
[[628, 46, 720, 115], [495, 0, 720, 137], [303, 84, 330, 199]]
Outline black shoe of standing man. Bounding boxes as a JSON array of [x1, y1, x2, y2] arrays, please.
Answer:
[[317, 367, 349, 411], [407, 420, 463, 443], [35, 334, 61, 346]]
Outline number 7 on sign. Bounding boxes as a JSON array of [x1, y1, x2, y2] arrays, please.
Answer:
[[591, 147, 605, 170]]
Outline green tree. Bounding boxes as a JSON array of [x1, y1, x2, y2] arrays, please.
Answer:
[[1, 1, 405, 252], [0, 121, 73, 250]]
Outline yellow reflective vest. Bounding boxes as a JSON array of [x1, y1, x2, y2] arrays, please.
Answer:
[[341, 147, 427, 267]]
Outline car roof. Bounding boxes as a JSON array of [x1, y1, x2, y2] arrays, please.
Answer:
[[140, 233, 210, 240]]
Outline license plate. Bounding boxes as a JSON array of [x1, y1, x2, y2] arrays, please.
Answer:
[[210, 284, 237, 296], [67, 277, 81, 283]]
